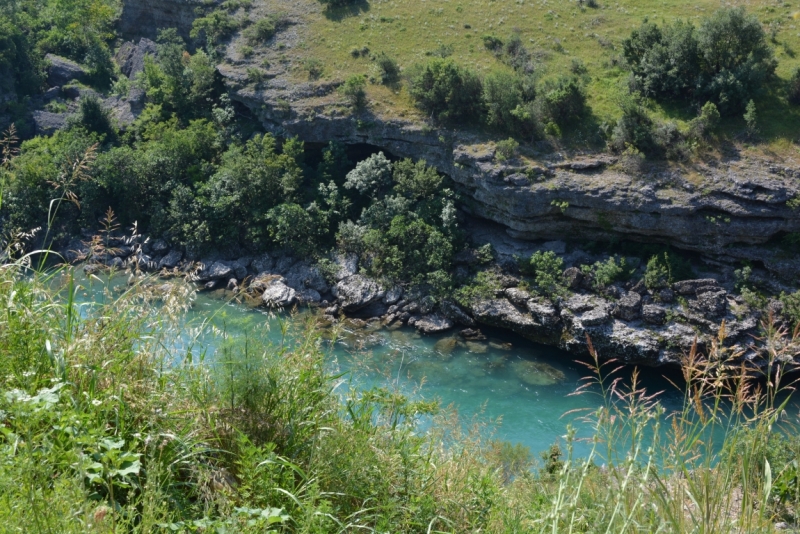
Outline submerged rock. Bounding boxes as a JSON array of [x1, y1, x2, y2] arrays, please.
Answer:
[[511, 359, 566, 386], [434, 337, 458, 354]]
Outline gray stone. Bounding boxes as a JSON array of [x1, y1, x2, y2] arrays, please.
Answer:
[[251, 253, 274, 274], [690, 288, 727, 318], [151, 239, 170, 254], [613, 292, 642, 321], [32, 110, 68, 136], [274, 256, 296, 274], [526, 299, 560, 327], [505, 287, 532, 307], [335, 274, 380, 312], [673, 279, 719, 295], [197, 261, 233, 281], [158, 249, 183, 269], [261, 279, 297, 308], [579, 305, 612, 326], [562, 267, 583, 290], [297, 288, 322, 304], [114, 38, 157, 78], [642, 304, 667, 325], [412, 314, 454, 334], [471, 299, 539, 338], [284, 262, 329, 293], [383, 285, 404, 304], [440, 299, 476, 326], [658, 288, 674, 303], [226, 278, 238, 291], [334, 254, 359, 280], [46, 54, 86, 87]]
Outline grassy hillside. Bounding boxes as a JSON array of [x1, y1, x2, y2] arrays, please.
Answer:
[[277, 0, 800, 149]]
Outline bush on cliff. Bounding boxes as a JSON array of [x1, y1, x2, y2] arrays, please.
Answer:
[[407, 58, 484, 124]]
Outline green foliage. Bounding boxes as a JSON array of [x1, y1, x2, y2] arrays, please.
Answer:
[[0, 19, 44, 98], [141, 30, 221, 121], [609, 93, 655, 154], [623, 8, 776, 114], [535, 75, 588, 127], [243, 16, 280, 45], [495, 137, 519, 161], [744, 99, 758, 138], [780, 291, 800, 326], [372, 51, 400, 84], [483, 70, 536, 135], [304, 58, 324, 79], [191, 8, 240, 48], [408, 57, 484, 124], [267, 202, 322, 256], [76, 95, 115, 140], [340, 73, 367, 108], [344, 151, 393, 194], [582, 255, 631, 288], [317, 0, 360, 7], [454, 269, 504, 304], [523, 250, 565, 296], [688, 101, 721, 140]]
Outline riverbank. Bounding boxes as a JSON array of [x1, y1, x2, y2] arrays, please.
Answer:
[[2, 254, 799, 531], [62, 216, 799, 370]]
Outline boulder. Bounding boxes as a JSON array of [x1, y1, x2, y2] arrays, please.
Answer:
[[690, 287, 727, 318], [151, 239, 170, 254], [251, 253, 274, 274], [658, 288, 675, 303], [197, 261, 233, 281], [261, 280, 297, 308], [45, 54, 86, 87], [412, 314, 454, 334], [274, 256, 296, 273], [613, 292, 642, 321], [32, 110, 68, 136], [114, 38, 157, 78], [226, 260, 248, 280], [296, 288, 322, 305], [335, 274, 380, 312], [383, 285, 404, 304], [505, 287, 532, 307], [158, 249, 182, 269], [673, 279, 719, 295], [642, 304, 667, 325], [334, 253, 359, 280], [471, 298, 539, 338], [284, 262, 329, 293], [440, 299, 476, 326], [526, 299, 560, 327], [561, 267, 583, 291]]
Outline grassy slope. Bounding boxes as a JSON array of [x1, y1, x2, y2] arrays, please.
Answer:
[[274, 0, 800, 152]]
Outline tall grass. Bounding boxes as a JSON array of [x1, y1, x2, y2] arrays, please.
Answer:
[[1, 248, 799, 532]]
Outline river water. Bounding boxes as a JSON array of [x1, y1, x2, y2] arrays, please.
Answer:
[[74, 272, 754, 458]]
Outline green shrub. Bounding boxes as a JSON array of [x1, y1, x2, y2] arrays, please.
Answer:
[[317, 0, 360, 7], [482, 71, 536, 134], [608, 94, 655, 154], [535, 76, 587, 127], [522, 250, 564, 296], [622, 7, 776, 114], [77, 95, 115, 139], [340, 74, 367, 108], [407, 58, 484, 124], [643, 253, 671, 289], [243, 17, 278, 45], [744, 99, 758, 138], [304, 58, 324, 79], [191, 9, 239, 47], [495, 137, 519, 161], [688, 101, 721, 140], [344, 151, 393, 195], [780, 291, 800, 326], [372, 52, 400, 84], [582, 255, 630, 289]]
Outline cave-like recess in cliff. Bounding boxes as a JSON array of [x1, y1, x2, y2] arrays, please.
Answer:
[[302, 142, 401, 171]]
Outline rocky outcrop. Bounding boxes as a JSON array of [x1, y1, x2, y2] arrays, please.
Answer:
[[45, 54, 86, 87], [261, 278, 296, 308], [115, 38, 157, 78], [334, 274, 381, 312]]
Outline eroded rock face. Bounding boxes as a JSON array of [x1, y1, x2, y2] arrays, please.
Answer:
[[411, 314, 454, 334], [118, 0, 213, 41]]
